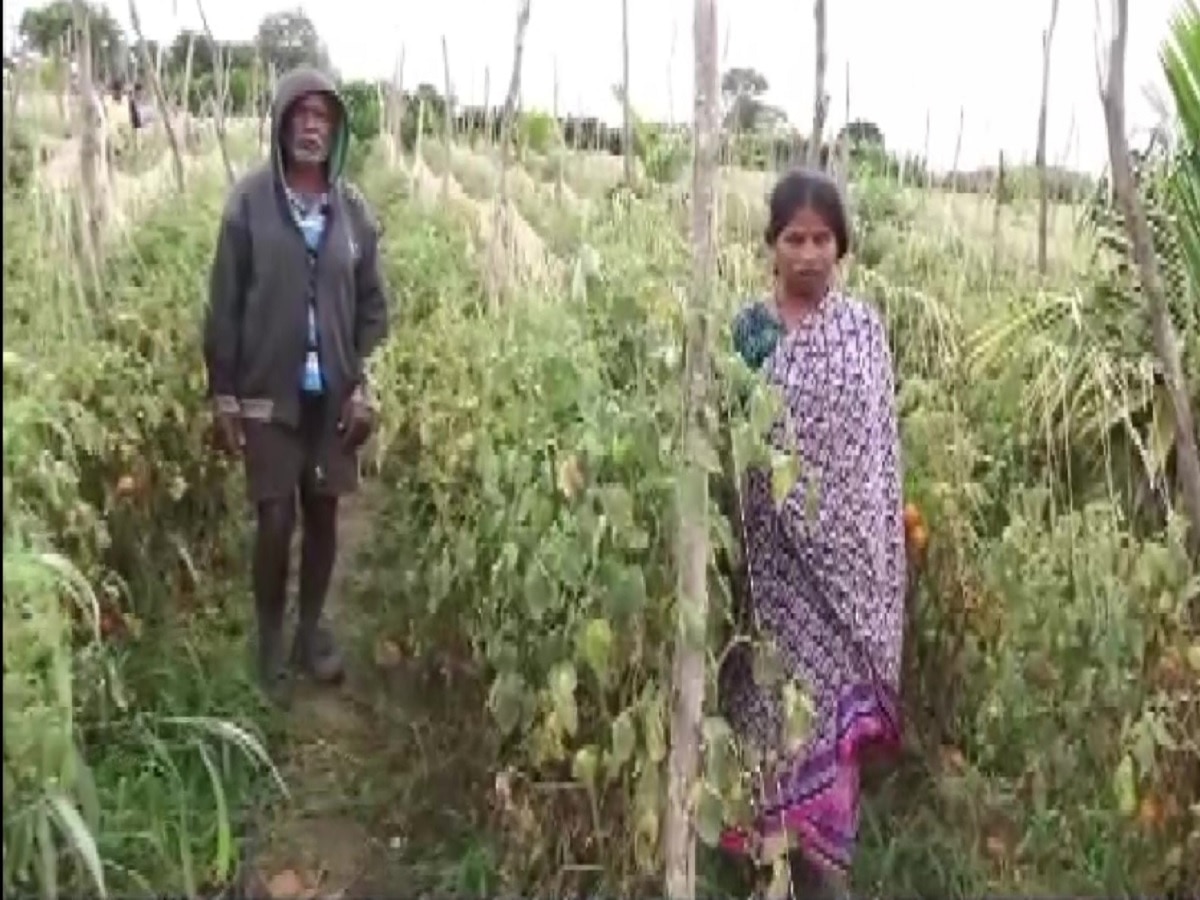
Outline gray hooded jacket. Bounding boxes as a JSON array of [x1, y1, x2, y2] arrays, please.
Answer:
[[202, 67, 389, 427]]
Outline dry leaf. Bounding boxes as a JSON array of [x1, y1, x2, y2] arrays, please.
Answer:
[[939, 745, 966, 774], [1185, 643, 1200, 673], [494, 769, 513, 810], [760, 830, 789, 864], [1162, 793, 1181, 822], [265, 869, 309, 899], [764, 855, 791, 900], [984, 833, 1009, 861], [556, 454, 585, 500], [373, 637, 402, 669], [1137, 794, 1164, 831], [115, 473, 137, 497]]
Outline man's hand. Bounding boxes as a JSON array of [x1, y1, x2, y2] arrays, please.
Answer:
[[338, 384, 376, 450], [212, 401, 244, 456]]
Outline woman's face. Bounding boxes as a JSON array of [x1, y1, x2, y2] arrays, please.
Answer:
[[773, 205, 838, 301]]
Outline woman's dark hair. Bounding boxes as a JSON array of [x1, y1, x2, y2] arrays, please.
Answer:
[[764, 167, 851, 259]]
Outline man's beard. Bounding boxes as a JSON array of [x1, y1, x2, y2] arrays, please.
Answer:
[[289, 133, 330, 166]]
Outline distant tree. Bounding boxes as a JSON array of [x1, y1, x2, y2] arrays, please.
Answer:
[[411, 82, 445, 121], [339, 79, 382, 142], [520, 110, 559, 155], [170, 29, 216, 79], [837, 119, 885, 150], [720, 66, 785, 132], [19, 0, 123, 76], [167, 31, 256, 88], [338, 77, 384, 175], [20, 0, 74, 52], [226, 42, 259, 72], [255, 9, 328, 74], [721, 66, 767, 101]]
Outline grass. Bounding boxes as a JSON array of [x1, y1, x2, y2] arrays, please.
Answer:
[[3, 129, 285, 899]]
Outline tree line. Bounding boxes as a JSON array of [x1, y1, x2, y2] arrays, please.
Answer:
[[8, 0, 1094, 199]]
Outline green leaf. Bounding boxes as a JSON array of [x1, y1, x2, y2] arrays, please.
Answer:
[[36, 805, 56, 900], [549, 662, 579, 737], [702, 715, 734, 747], [68, 742, 100, 833], [695, 782, 726, 847], [782, 681, 814, 754], [46, 790, 106, 898], [732, 419, 768, 469], [195, 740, 233, 884], [765, 854, 791, 900], [611, 710, 637, 769], [571, 745, 599, 788], [1186, 643, 1200, 673], [702, 716, 737, 787], [1162, 1, 1200, 148], [1113, 753, 1137, 816], [748, 382, 781, 436], [488, 671, 526, 736], [642, 696, 667, 764], [635, 759, 661, 829], [803, 470, 821, 522], [578, 617, 614, 685], [688, 432, 723, 474], [679, 599, 707, 650], [522, 563, 555, 623], [622, 525, 651, 551], [752, 640, 785, 688], [634, 805, 659, 874], [770, 450, 800, 507], [604, 563, 648, 619], [598, 483, 636, 533]]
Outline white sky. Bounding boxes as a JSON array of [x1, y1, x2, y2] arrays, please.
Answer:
[[5, 0, 1182, 173]]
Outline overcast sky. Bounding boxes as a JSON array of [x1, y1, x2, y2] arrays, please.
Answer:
[[5, 0, 1182, 172]]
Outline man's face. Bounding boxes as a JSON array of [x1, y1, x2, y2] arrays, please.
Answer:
[[286, 92, 337, 166]]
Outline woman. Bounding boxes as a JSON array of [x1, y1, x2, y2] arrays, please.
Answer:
[[718, 168, 906, 898]]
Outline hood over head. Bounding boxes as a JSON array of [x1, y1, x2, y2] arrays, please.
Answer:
[[270, 66, 350, 183]]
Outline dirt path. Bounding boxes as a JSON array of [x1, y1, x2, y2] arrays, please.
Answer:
[[242, 492, 495, 899]]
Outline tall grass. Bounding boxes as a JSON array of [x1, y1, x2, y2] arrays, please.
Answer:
[[3, 175, 283, 899]]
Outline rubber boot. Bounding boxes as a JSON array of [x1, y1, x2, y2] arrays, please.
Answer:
[[252, 560, 292, 706], [256, 612, 293, 706], [291, 498, 345, 684], [291, 620, 345, 683], [253, 500, 295, 706]]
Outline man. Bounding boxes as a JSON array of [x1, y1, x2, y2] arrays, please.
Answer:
[[203, 67, 390, 703], [128, 82, 153, 130]]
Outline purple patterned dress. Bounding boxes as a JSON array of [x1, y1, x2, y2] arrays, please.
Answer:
[[719, 292, 906, 875]]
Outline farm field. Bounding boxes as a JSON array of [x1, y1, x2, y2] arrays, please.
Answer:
[[4, 2, 1199, 899]]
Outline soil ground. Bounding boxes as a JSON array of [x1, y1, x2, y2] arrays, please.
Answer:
[[241, 493, 495, 899]]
